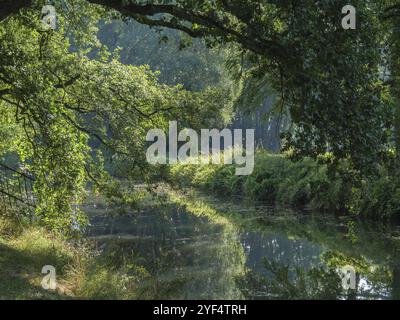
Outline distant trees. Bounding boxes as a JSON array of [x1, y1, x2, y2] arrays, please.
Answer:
[[96, 20, 228, 92]]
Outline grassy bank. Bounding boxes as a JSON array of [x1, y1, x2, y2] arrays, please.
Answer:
[[168, 150, 400, 218], [0, 215, 147, 300]]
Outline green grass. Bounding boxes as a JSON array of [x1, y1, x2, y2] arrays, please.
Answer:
[[168, 150, 351, 212], [168, 149, 400, 218], [0, 216, 147, 300], [0, 217, 75, 299]]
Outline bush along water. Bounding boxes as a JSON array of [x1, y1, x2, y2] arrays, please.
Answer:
[[168, 150, 400, 218]]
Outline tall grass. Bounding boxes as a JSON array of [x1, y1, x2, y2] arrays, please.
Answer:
[[168, 149, 400, 218], [0, 217, 147, 299]]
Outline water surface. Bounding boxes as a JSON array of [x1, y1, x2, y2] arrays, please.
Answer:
[[85, 198, 400, 300]]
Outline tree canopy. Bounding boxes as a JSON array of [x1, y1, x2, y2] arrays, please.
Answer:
[[1, 0, 400, 231], [0, 3, 230, 231]]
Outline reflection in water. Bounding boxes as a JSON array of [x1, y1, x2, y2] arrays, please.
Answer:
[[87, 207, 246, 299], [85, 200, 400, 300]]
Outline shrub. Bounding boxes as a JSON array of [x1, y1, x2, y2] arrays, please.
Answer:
[[168, 149, 400, 218], [168, 150, 352, 212]]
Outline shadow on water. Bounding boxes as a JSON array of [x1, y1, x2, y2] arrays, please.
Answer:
[[84, 196, 400, 300]]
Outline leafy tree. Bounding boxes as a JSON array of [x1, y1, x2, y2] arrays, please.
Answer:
[[0, 4, 229, 232], [384, 2, 400, 158], [2, 1, 397, 172], [2, 0, 400, 231]]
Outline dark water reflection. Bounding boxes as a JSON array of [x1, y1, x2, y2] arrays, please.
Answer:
[[85, 201, 400, 300]]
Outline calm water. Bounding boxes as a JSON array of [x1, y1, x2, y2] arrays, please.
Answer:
[[85, 198, 400, 300]]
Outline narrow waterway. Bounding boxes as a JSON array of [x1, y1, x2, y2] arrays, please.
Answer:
[[85, 197, 400, 300]]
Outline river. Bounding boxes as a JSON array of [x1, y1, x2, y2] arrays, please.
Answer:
[[84, 193, 400, 300]]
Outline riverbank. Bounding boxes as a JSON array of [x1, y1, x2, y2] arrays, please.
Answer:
[[168, 150, 400, 218], [0, 216, 148, 299]]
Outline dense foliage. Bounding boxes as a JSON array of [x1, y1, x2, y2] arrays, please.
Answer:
[[1, 1, 400, 231], [0, 3, 230, 232], [169, 150, 400, 218]]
